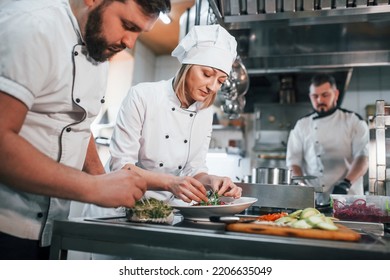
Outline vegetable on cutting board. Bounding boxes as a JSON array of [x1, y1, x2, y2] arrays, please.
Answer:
[[275, 207, 338, 231], [257, 212, 288, 221]]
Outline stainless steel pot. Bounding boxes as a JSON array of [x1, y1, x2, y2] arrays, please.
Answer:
[[252, 167, 291, 185], [251, 167, 317, 185]]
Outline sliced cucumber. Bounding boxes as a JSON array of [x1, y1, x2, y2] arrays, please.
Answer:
[[274, 208, 338, 231], [305, 215, 325, 227], [316, 221, 338, 231], [275, 216, 296, 225], [300, 207, 320, 219], [290, 219, 312, 229], [288, 209, 303, 219], [324, 217, 335, 224]]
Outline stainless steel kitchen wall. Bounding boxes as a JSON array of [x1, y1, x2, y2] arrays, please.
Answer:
[[244, 69, 352, 112], [209, 0, 390, 71]]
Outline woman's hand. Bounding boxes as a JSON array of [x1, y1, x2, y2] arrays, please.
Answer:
[[167, 176, 208, 203], [121, 164, 208, 203], [194, 173, 242, 199], [212, 175, 242, 198]]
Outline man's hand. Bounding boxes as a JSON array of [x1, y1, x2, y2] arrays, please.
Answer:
[[332, 179, 351, 194], [92, 169, 147, 208]]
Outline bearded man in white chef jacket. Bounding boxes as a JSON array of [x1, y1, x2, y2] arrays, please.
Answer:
[[83, 24, 242, 217], [286, 74, 369, 206], [0, 0, 171, 260]]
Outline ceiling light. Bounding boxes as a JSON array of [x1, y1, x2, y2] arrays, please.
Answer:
[[159, 12, 171, 24]]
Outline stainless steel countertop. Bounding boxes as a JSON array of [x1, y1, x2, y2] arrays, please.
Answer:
[[50, 216, 390, 260]]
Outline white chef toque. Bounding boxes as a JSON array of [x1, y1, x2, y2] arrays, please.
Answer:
[[171, 24, 237, 76]]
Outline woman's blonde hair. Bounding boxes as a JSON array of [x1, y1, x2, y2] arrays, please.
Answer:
[[173, 64, 217, 109]]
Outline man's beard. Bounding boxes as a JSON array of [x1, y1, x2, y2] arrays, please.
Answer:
[[315, 104, 338, 117], [316, 104, 328, 113], [84, 3, 124, 62]]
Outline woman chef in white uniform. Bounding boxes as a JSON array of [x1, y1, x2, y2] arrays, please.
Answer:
[[84, 24, 242, 220]]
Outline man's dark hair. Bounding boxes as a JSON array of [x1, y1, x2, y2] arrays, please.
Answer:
[[310, 74, 337, 88], [112, 0, 171, 16]]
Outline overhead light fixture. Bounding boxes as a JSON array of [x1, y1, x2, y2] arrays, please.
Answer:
[[159, 12, 171, 24]]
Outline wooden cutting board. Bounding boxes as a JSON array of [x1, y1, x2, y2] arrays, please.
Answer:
[[226, 222, 361, 242]]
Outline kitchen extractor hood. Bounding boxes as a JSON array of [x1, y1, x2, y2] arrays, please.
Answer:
[[208, 1, 390, 73], [244, 68, 353, 112]]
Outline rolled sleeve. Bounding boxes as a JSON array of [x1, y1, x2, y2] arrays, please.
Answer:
[[0, 9, 56, 108], [0, 77, 34, 108]]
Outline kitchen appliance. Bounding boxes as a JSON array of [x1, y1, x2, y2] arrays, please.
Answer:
[[208, 1, 390, 71], [246, 70, 352, 113], [237, 182, 315, 209], [368, 100, 390, 196]]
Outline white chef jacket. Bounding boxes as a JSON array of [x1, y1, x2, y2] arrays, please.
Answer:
[[83, 78, 213, 222], [0, 0, 108, 246], [286, 108, 369, 205], [110, 78, 213, 200]]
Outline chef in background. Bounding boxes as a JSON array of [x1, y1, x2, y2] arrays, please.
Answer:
[[84, 24, 242, 222], [286, 74, 369, 206]]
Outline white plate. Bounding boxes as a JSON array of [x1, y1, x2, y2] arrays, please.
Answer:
[[169, 197, 258, 221]]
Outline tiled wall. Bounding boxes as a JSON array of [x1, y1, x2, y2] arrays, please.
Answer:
[[343, 66, 390, 119]]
